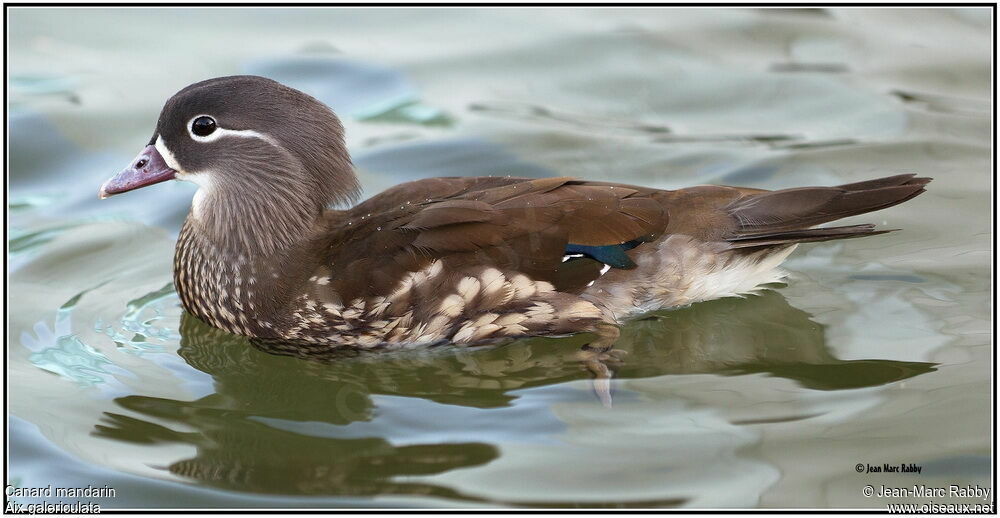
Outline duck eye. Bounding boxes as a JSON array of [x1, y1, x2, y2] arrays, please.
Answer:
[[191, 116, 217, 137]]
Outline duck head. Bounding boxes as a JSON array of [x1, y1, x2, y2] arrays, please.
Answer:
[[100, 75, 360, 253]]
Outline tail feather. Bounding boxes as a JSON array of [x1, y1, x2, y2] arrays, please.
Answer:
[[834, 173, 930, 191], [727, 224, 894, 249], [724, 174, 930, 247]]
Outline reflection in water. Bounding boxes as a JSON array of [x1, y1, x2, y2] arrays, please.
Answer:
[[92, 290, 934, 502], [618, 291, 937, 391], [95, 313, 500, 501], [96, 404, 496, 501]]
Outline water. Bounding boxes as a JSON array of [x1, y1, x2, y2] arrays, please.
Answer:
[[7, 7, 992, 509]]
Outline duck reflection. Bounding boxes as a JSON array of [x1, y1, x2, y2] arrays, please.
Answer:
[[94, 290, 934, 499]]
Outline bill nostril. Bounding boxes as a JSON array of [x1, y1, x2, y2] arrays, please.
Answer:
[[135, 158, 148, 169]]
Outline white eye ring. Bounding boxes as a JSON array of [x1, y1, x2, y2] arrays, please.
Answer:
[[186, 114, 277, 145], [188, 114, 220, 142]]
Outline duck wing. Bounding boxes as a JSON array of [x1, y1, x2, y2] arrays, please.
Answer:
[[324, 176, 668, 299]]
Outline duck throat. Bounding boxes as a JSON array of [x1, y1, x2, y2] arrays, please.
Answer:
[[186, 173, 323, 257]]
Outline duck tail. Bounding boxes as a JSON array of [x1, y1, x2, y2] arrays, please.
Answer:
[[723, 174, 931, 249]]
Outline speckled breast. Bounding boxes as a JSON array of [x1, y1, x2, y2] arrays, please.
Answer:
[[174, 220, 280, 339]]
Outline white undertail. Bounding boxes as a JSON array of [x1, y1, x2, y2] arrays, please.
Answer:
[[584, 235, 797, 323]]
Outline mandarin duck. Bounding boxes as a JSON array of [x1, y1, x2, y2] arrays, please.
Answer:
[[100, 76, 930, 368]]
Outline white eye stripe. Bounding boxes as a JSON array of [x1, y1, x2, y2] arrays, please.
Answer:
[[186, 114, 277, 146]]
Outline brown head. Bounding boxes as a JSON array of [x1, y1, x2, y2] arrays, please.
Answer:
[[100, 75, 360, 254]]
